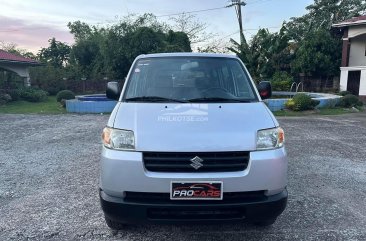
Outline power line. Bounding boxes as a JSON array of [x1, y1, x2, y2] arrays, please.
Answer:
[[156, 0, 277, 18], [247, 0, 276, 5], [217, 30, 240, 41], [214, 25, 282, 42], [156, 6, 227, 18], [0, 1, 279, 32], [244, 26, 281, 31]]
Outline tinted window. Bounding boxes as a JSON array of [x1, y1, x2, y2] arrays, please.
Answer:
[[124, 57, 257, 102]]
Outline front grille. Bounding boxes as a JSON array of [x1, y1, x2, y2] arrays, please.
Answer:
[[147, 208, 245, 220], [124, 191, 266, 204], [143, 152, 250, 172]]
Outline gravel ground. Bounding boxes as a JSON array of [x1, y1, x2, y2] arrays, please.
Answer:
[[0, 113, 366, 241]]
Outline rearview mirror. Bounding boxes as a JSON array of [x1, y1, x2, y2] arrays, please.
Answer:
[[257, 81, 272, 99], [106, 81, 121, 100]]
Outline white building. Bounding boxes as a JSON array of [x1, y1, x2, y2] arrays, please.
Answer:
[[0, 50, 40, 87], [333, 16, 366, 101]]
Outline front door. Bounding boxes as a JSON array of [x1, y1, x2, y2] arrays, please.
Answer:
[[347, 71, 361, 96]]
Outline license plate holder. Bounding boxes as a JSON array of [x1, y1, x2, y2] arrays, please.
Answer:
[[170, 181, 223, 200]]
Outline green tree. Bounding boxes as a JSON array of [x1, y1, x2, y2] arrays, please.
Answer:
[[68, 14, 192, 81], [291, 29, 342, 76], [228, 25, 292, 81], [286, 0, 366, 79], [67, 21, 93, 42], [227, 35, 252, 75], [249, 26, 291, 79], [287, 0, 366, 41], [38, 38, 71, 68], [0, 41, 37, 59], [164, 30, 192, 52]]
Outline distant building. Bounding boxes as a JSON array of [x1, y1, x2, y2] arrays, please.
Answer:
[[333, 16, 366, 101], [0, 49, 40, 87]]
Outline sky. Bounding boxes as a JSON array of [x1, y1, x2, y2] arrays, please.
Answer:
[[0, 0, 313, 53]]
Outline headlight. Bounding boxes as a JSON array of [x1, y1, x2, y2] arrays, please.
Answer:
[[256, 127, 285, 150], [102, 127, 135, 150]]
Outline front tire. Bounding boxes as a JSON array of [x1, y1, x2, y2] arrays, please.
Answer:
[[105, 216, 126, 230], [252, 218, 276, 227]]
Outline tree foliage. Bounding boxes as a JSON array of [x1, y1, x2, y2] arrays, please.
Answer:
[[286, 0, 366, 77], [0, 41, 36, 59], [39, 38, 71, 68], [228, 25, 291, 81], [231, 0, 366, 83], [26, 14, 192, 93], [170, 13, 216, 46], [287, 0, 366, 41], [291, 29, 342, 76]]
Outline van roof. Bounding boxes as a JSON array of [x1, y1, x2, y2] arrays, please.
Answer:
[[137, 52, 238, 59]]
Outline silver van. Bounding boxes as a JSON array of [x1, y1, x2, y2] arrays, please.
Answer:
[[100, 53, 287, 229]]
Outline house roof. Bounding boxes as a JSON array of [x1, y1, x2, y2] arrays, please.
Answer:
[[332, 15, 366, 28], [0, 49, 39, 65]]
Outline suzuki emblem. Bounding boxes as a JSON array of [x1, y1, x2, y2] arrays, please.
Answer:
[[190, 156, 204, 170]]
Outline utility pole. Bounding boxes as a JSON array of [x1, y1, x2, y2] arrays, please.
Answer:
[[227, 0, 247, 46]]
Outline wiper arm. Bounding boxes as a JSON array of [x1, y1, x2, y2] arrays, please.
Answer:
[[124, 96, 188, 103], [187, 97, 253, 103]]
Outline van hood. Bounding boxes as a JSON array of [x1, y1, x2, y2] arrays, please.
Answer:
[[112, 102, 276, 152]]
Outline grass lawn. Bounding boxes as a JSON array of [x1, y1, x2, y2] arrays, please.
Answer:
[[273, 107, 363, 117], [0, 98, 363, 116], [0, 96, 66, 114]]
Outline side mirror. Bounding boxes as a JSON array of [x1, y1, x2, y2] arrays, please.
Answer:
[[257, 81, 272, 100], [106, 81, 121, 100]]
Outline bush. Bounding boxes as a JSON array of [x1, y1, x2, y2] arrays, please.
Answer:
[[286, 93, 319, 111], [0, 93, 12, 105], [6, 89, 21, 101], [285, 99, 295, 110], [270, 72, 294, 91], [338, 94, 363, 108], [19, 88, 48, 102], [56, 90, 75, 102], [47, 87, 61, 96], [60, 99, 67, 108], [339, 91, 351, 96]]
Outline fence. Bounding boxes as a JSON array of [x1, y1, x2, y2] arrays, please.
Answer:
[[296, 75, 340, 93]]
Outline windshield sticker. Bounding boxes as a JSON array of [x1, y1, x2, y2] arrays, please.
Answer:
[[138, 60, 150, 66], [135, 68, 141, 73]]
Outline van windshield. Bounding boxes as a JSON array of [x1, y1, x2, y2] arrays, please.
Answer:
[[123, 57, 258, 103]]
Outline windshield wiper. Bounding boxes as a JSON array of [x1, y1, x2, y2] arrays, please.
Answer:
[[124, 96, 188, 103], [187, 97, 254, 103]]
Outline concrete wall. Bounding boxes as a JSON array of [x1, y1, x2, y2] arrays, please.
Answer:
[[339, 67, 366, 97], [349, 34, 366, 66], [348, 25, 366, 38], [360, 70, 366, 96], [340, 69, 348, 91], [0, 63, 31, 86]]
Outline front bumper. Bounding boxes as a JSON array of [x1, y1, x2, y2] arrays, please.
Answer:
[[100, 189, 288, 224], [100, 147, 287, 197]]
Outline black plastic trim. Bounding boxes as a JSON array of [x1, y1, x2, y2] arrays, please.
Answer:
[[100, 189, 287, 224]]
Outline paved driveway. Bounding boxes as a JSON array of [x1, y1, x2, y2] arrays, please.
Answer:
[[0, 113, 366, 241]]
